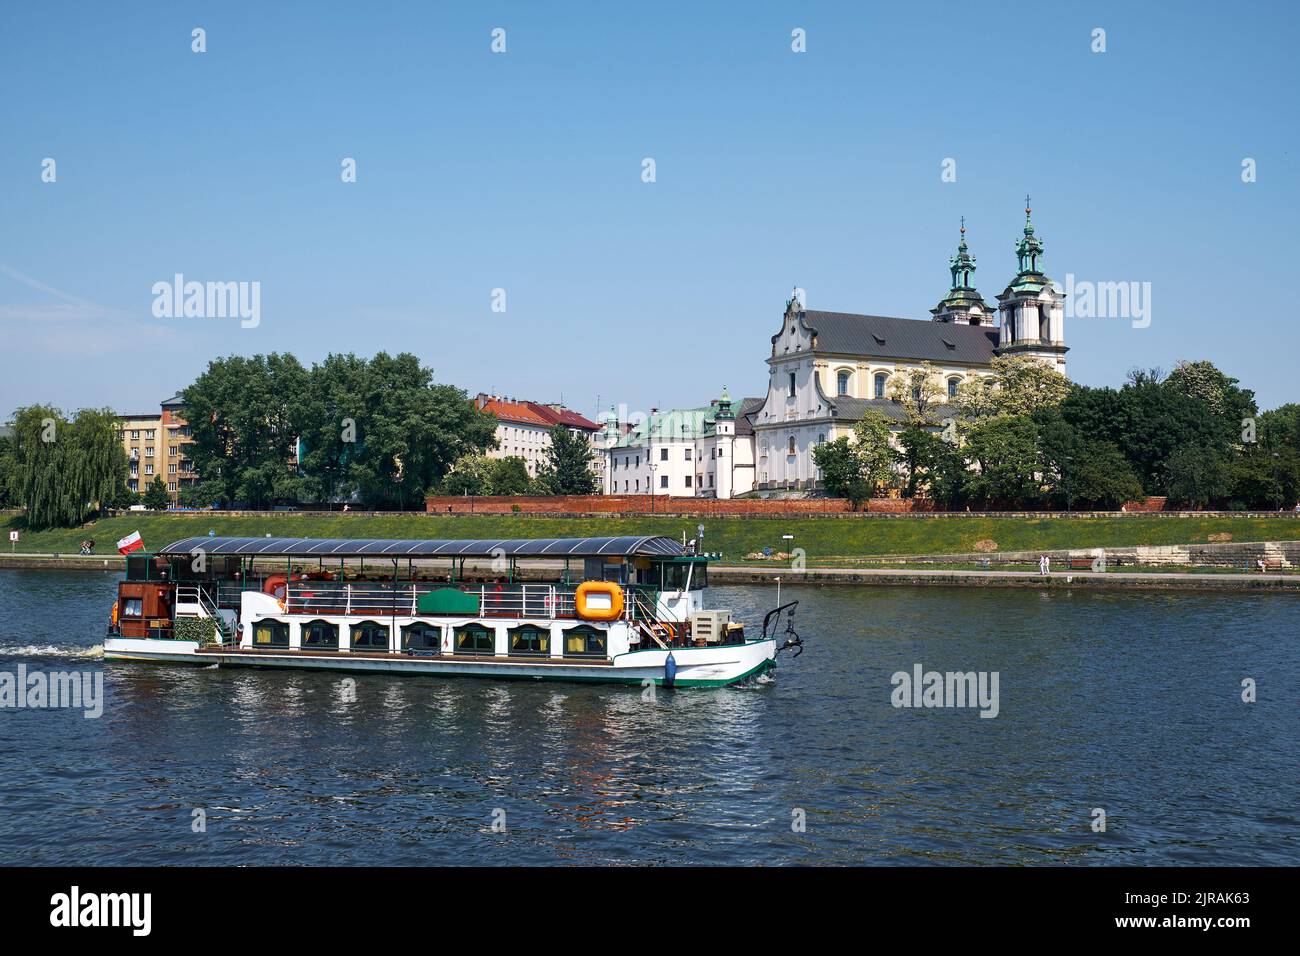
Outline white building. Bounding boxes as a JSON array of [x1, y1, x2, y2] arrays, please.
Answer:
[[751, 204, 1067, 491], [600, 389, 762, 498], [475, 394, 601, 477]]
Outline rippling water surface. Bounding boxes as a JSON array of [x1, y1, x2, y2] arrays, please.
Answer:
[[0, 569, 1295, 865]]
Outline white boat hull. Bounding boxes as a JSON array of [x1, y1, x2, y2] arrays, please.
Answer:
[[103, 636, 777, 687]]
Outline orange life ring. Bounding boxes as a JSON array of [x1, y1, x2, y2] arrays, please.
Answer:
[[575, 580, 624, 621], [262, 573, 302, 601]]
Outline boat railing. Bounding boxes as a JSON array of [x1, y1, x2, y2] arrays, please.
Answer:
[[279, 581, 580, 619]]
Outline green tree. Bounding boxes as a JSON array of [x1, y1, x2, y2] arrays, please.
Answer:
[[439, 454, 493, 496], [1228, 447, 1300, 510], [7, 405, 128, 528], [964, 415, 1042, 505], [488, 456, 534, 495], [812, 437, 862, 500], [954, 355, 1070, 423], [1164, 445, 1231, 509], [143, 475, 171, 510], [852, 410, 899, 490], [1258, 404, 1300, 452], [536, 426, 598, 495], [297, 352, 369, 506], [183, 353, 310, 509], [896, 425, 945, 497], [885, 362, 944, 425], [328, 353, 498, 509]]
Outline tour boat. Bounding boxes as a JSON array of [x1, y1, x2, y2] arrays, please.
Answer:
[[103, 535, 802, 687]]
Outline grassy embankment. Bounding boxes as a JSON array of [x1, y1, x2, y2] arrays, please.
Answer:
[[4, 511, 1300, 565]]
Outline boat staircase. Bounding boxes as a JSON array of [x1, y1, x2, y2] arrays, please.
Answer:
[[175, 585, 238, 646]]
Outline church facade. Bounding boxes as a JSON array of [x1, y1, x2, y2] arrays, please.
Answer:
[[750, 202, 1068, 492], [596, 202, 1068, 497]]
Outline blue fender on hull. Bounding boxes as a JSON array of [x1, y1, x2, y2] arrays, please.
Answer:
[[664, 652, 677, 688]]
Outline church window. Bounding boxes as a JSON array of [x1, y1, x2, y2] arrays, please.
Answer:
[[787, 436, 796, 455], [874, 372, 887, 399], [788, 372, 796, 397], [948, 377, 961, 399], [836, 370, 851, 396]]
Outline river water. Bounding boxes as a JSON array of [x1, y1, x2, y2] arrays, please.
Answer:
[[0, 569, 1295, 865]]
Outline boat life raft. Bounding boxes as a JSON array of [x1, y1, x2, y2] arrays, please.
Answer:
[[575, 580, 624, 621]]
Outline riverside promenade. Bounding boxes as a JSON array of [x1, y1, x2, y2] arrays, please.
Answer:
[[4, 551, 1299, 591]]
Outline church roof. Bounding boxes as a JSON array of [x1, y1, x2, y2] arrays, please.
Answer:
[[828, 396, 958, 424], [734, 397, 764, 436], [800, 310, 999, 365]]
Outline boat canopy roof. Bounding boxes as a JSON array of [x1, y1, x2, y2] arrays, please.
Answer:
[[155, 535, 686, 560]]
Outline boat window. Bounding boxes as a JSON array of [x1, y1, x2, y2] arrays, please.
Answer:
[[454, 624, 496, 656], [122, 598, 144, 618], [252, 619, 289, 647], [563, 625, 607, 658], [402, 623, 441, 653], [301, 619, 339, 649], [658, 561, 707, 591], [509, 625, 549, 657], [350, 621, 390, 650]]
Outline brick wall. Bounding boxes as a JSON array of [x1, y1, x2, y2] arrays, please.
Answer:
[[424, 494, 857, 515]]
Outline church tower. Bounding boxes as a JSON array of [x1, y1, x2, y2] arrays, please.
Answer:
[[931, 218, 994, 326], [995, 197, 1068, 371], [713, 386, 735, 500]]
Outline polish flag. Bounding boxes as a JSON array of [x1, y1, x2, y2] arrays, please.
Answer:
[[116, 531, 144, 555]]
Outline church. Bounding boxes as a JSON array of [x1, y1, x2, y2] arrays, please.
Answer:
[[749, 200, 1068, 492], [599, 201, 1068, 498]]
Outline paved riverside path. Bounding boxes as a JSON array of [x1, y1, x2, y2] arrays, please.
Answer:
[[708, 564, 1300, 590]]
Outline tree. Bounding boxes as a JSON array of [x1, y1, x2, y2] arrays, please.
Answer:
[[951, 375, 1000, 424], [1164, 445, 1230, 509], [812, 437, 862, 500], [953, 356, 1070, 424], [1165, 360, 1256, 424], [1257, 404, 1300, 452], [963, 415, 1042, 505], [1070, 443, 1143, 509], [852, 410, 899, 490], [183, 353, 310, 509], [439, 454, 493, 496], [536, 426, 598, 495], [896, 425, 946, 497], [1228, 447, 1300, 511], [324, 353, 498, 509], [488, 456, 534, 495], [143, 476, 171, 510], [885, 362, 944, 424], [7, 405, 129, 529]]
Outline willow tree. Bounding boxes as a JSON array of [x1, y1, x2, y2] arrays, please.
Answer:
[[8, 405, 127, 529]]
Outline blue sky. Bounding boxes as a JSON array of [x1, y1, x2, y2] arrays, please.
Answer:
[[2, 0, 1297, 419]]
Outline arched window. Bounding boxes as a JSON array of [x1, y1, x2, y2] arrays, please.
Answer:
[[350, 620, 390, 650], [787, 435, 796, 455], [788, 372, 796, 397], [252, 619, 289, 648], [836, 369, 851, 396], [401, 622, 441, 653], [509, 624, 549, 657], [455, 623, 496, 656], [874, 372, 888, 399], [301, 619, 339, 649], [947, 376, 961, 399], [564, 625, 607, 658]]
